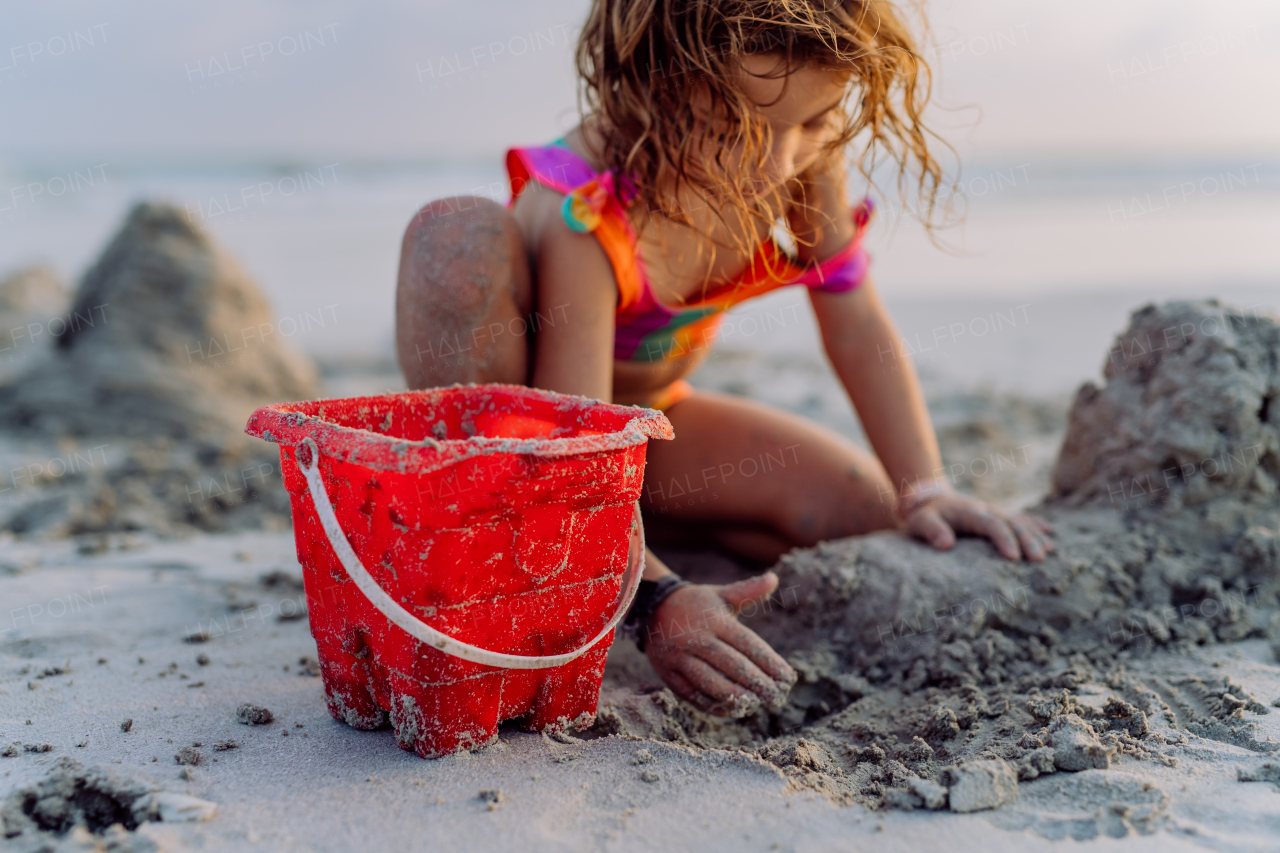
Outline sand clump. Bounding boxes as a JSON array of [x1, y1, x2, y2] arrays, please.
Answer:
[[173, 747, 202, 766], [993, 770, 1171, 840], [1045, 714, 1114, 772], [940, 759, 1017, 812], [1237, 761, 1280, 785], [0, 202, 321, 538], [235, 704, 274, 725], [0, 756, 216, 851], [594, 300, 1280, 820]]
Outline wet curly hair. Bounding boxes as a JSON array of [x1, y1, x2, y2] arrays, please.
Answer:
[[576, 0, 949, 251]]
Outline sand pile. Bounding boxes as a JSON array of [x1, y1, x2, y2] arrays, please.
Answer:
[[1052, 300, 1279, 507], [0, 202, 319, 538], [0, 266, 69, 384], [0, 202, 317, 439], [595, 299, 1280, 824]]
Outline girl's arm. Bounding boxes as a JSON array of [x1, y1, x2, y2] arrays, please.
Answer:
[[521, 182, 795, 709], [523, 184, 682, 578], [788, 163, 1052, 561], [520, 183, 617, 400], [811, 278, 942, 499], [786, 160, 940, 490], [520, 184, 682, 577]]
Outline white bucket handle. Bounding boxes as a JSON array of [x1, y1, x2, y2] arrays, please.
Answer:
[[298, 437, 645, 670]]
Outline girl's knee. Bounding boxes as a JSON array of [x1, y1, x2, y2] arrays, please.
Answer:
[[407, 196, 509, 240], [400, 196, 524, 298]]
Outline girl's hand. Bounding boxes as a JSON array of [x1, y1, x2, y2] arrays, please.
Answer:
[[643, 573, 797, 717], [905, 492, 1054, 562]]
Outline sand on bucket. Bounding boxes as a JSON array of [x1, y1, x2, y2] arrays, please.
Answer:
[[248, 385, 670, 758]]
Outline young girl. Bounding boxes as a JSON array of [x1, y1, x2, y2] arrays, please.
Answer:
[[396, 0, 1052, 717]]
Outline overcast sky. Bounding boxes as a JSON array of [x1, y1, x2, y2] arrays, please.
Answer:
[[2, 0, 1278, 163]]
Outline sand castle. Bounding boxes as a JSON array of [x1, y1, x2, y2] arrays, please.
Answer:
[[0, 203, 317, 537]]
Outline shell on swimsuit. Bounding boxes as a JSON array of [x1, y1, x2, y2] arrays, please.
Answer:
[[561, 177, 613, 233]]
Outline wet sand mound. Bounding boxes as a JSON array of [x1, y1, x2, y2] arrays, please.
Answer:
[[1052, 300, 1279, 508], [0, 202, 317, 441], [596, 300, 1280, 823], [0, 202, 319, 538]]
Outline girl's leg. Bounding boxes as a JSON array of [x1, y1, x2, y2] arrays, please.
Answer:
[[641, 391, 899, 564], [396, 197, 533, 389]]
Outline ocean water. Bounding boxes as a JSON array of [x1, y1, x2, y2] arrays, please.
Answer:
[[0, 156, 1276, 401]]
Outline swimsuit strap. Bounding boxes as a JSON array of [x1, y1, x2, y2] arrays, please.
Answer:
[[506, 142, 649, 314], [786, 198, 874, 294], [506, 142, 598, 196]]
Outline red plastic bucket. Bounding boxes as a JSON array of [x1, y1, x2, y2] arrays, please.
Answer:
[[245, 383, 673, 758]]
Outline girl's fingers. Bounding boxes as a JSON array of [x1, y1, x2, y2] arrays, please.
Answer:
[[660, 668, 717, 713], [1029, 515, 1054, 534], [717, 619, 796, 687], [692, 636, 786, 706], [953, 505, 1021, 560], [1022, 514, 1056, 552], [907, 506, 956, 551], [1009, 517, 1046, 562], [676, 655, 762, 717], [1020, 515, 1054, 556], [921, 497, 1056, 562], [717, 572, 779, 613]]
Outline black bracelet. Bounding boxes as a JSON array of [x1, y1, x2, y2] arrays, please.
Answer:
[[621, 574, 689, 652]]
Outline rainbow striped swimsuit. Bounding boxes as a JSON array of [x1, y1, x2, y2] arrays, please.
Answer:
[[506, 140, 873, 365]]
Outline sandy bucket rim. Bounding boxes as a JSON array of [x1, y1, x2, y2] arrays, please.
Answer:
[[244, 382, 674, 475]]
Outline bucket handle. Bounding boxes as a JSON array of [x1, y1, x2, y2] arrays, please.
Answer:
[[297, 437, 645, 670]]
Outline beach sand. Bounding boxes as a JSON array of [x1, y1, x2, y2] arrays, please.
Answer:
[[2, 532, 1277, 851]]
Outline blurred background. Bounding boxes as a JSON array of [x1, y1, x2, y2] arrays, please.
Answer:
[[2, 0, 1278, 440]]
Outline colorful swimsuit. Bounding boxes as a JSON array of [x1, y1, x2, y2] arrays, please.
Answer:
[[506, 140, 873, 408]]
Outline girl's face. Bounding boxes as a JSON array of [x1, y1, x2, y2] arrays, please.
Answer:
[[731, 54, 850, 194]]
